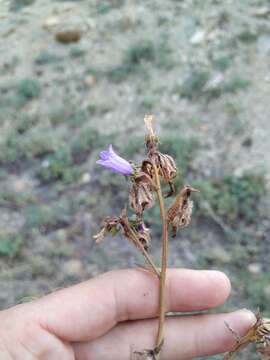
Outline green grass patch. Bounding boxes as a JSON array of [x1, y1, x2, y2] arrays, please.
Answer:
[[9, 0, 35, 11], [17, 78, 41, 101], [25, 202, 71, 233], [125, 40, 156, 65], [0, 233, 22, 258], [237, 28, 258, 43], [223, 76, 250, 94], [193, 172, 266, 225], [108, 39, 174, 83], [238, 272, 269, 312], [15, 113, 39, 134], [0, 191, 35, 209], [69, 47, 86, 58], [0, 127, 61, 165], [177, 66, 250, 100], [36, 147, 80, 184], [71, 125, 100, 159], [67, 110, 89, 127], [119, 136, 145, 159], [212, 55, 232, 72], [159, 134, 198, 175], [177, 67, 210, 99], [0, 132, 24, 164], [35, 51, 64, 65]]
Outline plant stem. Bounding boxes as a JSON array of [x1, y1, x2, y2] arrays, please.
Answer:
[[153, 162, 169, 351], [127, 224, 161, 278]]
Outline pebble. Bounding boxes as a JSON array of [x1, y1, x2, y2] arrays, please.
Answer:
[[81, 172, 91, 184], [209, 246, 231, 264], [248, 263, 262, 274], [190, 30, 206, 45], [63, 260, 83, 276]]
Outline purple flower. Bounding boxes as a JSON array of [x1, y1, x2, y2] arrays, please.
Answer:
[[96, 144, 134, 176]]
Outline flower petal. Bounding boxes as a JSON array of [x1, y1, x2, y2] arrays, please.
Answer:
[[99, 150, 110, 160], [96, 145, 134, 176]]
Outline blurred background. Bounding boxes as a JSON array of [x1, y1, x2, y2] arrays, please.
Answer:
[[0, 0, 269, 358]]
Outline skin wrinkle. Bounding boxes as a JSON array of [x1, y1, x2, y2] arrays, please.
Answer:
[[0, 338, 14, 360], [17, 338, 37, 360], [73, 310, 256, 360], [112, 275, 125, 324], [117, 270, 148, 322]]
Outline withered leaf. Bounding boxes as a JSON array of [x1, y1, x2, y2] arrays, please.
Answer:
[[93, 216, 120, 243], [224, 313, 270, 360], [93, 227, 107, 243]]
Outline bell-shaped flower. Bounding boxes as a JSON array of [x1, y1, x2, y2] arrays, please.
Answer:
[[96, 144, 134, 176]]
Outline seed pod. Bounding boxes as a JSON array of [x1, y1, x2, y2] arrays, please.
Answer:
[[167, 185, 199, 237], [129, 171, 157, 216], [152, 152, 177, 184]]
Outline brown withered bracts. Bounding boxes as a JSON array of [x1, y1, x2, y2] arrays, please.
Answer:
[[224, 313, 270, 360], [167, 185, 199, 238]]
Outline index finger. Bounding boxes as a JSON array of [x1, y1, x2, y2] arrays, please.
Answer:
[[30, 268, 230, 342]]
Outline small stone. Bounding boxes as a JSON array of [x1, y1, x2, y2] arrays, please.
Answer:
[[41, 159, 50, 168], [81, 172, 91, 184], [54, 229, 67, 241], [248, 262, 262, 274], [63, 260, 83, 276], [55, 29, 82, 44], [13, 179, 28, 192], [190, 30, 206, 45], [254, 7, 270, 18], [208, 246, 231, 264], [84, 75, 96, 87], [43, 16, 60, 30]]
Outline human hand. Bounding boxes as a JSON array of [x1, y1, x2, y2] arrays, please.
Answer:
[[0, 268, 255, 359]]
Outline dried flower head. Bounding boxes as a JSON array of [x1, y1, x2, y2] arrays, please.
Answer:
[[144, 115, 157, 142], [151, 151, 177, 196], [94, 211, 152, 252], [119, 210, 152, 252], [144, 115, 177, 196], [93, 216, 120, 243], [136, 222, 151, 251], [224, 312, 270, 360], [167, 185, 199, 238], [129, 179, 155, 216]]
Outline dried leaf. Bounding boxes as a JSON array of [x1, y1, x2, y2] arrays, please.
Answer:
[[93, 217, 120, 243], [223, 313, 270, 360], [93, 227, 107, 243]]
